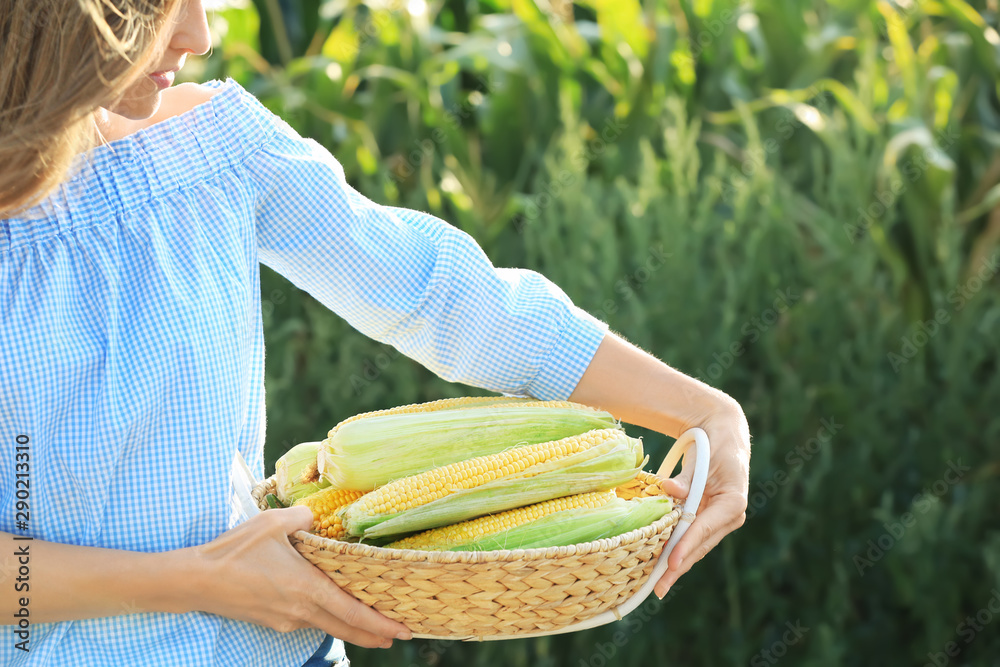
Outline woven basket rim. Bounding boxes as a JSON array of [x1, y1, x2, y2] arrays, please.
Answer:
[[256, 470, 682, 564]]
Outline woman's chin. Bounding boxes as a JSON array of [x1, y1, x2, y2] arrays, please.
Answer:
[[108, 87, 163, 122]]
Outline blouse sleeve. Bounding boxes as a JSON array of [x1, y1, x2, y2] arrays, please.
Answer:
[[243, 112, 608, 400]]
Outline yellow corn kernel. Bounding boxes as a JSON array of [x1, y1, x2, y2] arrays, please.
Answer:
[[348, 429, 616, 518], [293, 488, 366, 539], [341, 427, 644, 539], [320, 398, 620, 492], [386, 490, 616, 551]]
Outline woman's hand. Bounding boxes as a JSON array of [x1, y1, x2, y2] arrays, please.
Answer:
[[654, 402, 751, 598], [568, 332, 751, 595], [186, 506, 411, 649]]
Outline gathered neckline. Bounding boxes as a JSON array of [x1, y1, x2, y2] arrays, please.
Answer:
[[92, 80, 231, 150], [82, 78, 235, 164], [1, 77, 280, 252]]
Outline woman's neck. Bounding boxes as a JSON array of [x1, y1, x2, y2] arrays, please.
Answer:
[[89, 83, 220, 147], [91, 107, 142, 146]]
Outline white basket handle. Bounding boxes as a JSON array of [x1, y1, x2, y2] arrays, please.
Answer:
[[431, 427, 711, 642]]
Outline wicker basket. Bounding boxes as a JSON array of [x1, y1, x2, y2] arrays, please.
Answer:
[[251, 428, 710, 640]]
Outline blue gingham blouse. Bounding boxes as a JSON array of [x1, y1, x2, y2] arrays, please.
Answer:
[[0, 78, 607, 666]]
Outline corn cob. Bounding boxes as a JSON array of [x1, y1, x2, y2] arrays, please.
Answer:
[[275, 442, 330, 505], [385, 492, 674, 552], [319, 397, 619, 491], [293, 487, 367, 540], [386, 490, 616, 550], [340, 428, 645, 539], [328, 396, 528, 431]]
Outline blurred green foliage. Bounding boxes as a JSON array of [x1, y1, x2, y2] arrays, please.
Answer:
[[182, 0, 999, 664]]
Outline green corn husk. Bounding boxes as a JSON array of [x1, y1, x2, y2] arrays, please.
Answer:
[[275, 442, 331, 505], [264, 493, 286, 509], [388, 495, 675, 552], [453, 496, 675, 551], [341, 429, 646, 539], [319, 400, 619, 491]]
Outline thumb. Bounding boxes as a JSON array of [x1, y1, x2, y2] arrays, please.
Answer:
[[270, 505, 315, 535], [659, 475, 690, 499], [656, 446, 696, 499]]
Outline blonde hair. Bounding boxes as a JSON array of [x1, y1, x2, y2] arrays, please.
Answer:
[[0, 0, 179, 218]]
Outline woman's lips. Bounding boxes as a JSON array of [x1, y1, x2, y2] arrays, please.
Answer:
[[148, 70, 175, 90]]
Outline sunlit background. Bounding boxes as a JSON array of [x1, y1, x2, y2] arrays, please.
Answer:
[[181, 1, 999, 665]]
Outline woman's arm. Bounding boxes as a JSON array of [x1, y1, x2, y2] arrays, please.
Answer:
[[0, 507, 410, 648], [238, 86, 747, 595], [0, 530, 190, 623], [567, 331, 751, 598]]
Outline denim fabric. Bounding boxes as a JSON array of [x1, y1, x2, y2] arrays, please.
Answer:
[[301, 636, 349, 667]]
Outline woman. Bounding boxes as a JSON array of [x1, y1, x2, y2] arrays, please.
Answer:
[[0, 1, 751, 665]]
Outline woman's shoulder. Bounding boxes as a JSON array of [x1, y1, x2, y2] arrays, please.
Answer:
[[106, 79, 282, 185], [142, 79, 283, 151], [4, 80, 274, 231], [167, 81, 223, 110], [140, 82, 225, 131]]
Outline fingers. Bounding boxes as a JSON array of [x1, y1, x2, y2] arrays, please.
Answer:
[[647, 407, 751, 600], [302, 605, 398, 649], [239, 510, 412, 645], [271, 595, 396, 649], [669, 494, 745, 570], [305, 566, 412, 642], [269, 505, 315, 534], [653, 494, 746, 598], [658, 476, 689, 499]]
